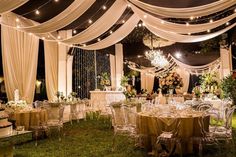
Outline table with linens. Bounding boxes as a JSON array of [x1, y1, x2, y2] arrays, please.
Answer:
[[136, 106, 209, 154], [9, 109, 47, 130]]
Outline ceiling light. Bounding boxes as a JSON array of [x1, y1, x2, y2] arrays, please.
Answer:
[[145, 50, 169, 68]]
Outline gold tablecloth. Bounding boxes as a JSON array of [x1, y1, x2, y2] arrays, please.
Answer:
[[137, 113, 209, 153], [10, 109, 47, 130]]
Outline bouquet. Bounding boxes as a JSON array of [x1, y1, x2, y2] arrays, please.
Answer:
[[6, 100, 31, 112], [159, 72, 183, 90], [123, 89, 137, 99]]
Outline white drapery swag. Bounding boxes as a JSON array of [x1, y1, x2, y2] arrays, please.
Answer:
[[44, 41, 58, 101], [145, 21, 236, 43], [0, 0, 29, 14], [59, 0, 127, 44], [129, 0, 236, 18], [175, 68, 190, 93], [1, 14, 39, 103], [81, 14, 140, 50], [141, 73, 154, 93], [131, 3, 236, 34], [17, 0, 95, 34]]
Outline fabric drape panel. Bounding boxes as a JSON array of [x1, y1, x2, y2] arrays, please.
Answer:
[[175, 68, 190, 93], [141, 73, 154, 93], [81, 14, 140, 50], [61, 0, 127, 44], [17, 0, 95, 33], [145, 22, 236, 43], [44, 41, 58, 101], [1, 15, 39, 103], [129, 0, 236, 18], [0, 0, 29, 14], [131, 4, 236, 34], [109, 55, 116, 90]]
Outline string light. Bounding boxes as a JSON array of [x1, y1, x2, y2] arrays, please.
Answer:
[[15, 18, 19, 22], [186, 22, 189, 26], [190, 16, 194, 20], [188, 33, 191, 35], [122, 20, 125, 23], [35, 9, 40, 15], [161, 20, 165, 24], [127, 4, 131, 7], [97, 38, 101, 41], [210, 19, 213, 23], [83, 44, 86, 47], [109, 30, 113, 34], [73, 30, 77, 34], [88, 19, 93, 24], [143, 15, 147, 18], [57, 35, 61, 39], [226, 22, 230, 26], [207, 29, 211, 33], [102, 5, 107, 10], [54, 0, 59, 2]]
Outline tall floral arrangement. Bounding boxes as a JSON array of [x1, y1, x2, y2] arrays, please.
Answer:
[[159, 72, 183, 90], [221, 74, 236, 105], [200, 72, 219, 93]]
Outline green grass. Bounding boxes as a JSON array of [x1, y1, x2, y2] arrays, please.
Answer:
[[13, 114, 236, 157]]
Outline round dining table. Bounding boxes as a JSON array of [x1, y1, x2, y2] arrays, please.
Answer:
[[136, 111, 210, 154]]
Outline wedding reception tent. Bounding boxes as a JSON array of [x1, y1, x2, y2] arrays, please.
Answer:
[[0, 0, 236, 156]]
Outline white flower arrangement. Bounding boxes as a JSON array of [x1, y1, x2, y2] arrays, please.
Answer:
[[6, 100, 31, 112]]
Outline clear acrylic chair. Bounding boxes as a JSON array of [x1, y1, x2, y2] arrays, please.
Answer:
[[196, 102, 213, 112], [213, 105, 236, 145], [192, 111, 220, 157], [44, 103, 65, 141], [154, 113, 182, 157], [110, 103, 129, 150]]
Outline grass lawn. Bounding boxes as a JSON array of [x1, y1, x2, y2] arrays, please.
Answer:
[[13, 113, 236, 157]]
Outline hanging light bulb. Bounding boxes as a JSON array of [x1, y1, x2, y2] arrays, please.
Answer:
[[88, 19, 93, 24], [73, 30, 77, 34], [102, 5, 107, 10], [35, 9, 40, 15]]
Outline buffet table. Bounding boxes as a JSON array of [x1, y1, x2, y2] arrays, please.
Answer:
[[90, 91, 125, 113]]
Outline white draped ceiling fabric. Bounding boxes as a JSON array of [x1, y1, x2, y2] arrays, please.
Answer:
[[1, 14, 39, 103], [44, 41, 59, 101], [129, 0, 235, 18], [18, 0, 95, 34], [0, 0, 29, 14]]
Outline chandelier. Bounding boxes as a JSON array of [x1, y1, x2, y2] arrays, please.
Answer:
[[145, 49, 169, 68], [143, 34, 169, 68]]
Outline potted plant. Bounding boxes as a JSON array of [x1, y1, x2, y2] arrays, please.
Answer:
[[221, 74, 236, 105], [100, 72, 111, 91]]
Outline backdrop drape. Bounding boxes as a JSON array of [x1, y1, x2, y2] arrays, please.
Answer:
[[44, 41, 58, 101], [141, 73, 154, 93], [1, 14, 39, 103]]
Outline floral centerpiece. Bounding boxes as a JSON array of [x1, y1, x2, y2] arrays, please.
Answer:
[[159, 72, 183, 94], [200, 72, 219, 93], [100, 72, 110, 90], [192, 86, 201, 99], [55, 91, 65, 102], [67, 92, 78, 102], [123, 88, 137, 100], [5, 100, 31, 113]]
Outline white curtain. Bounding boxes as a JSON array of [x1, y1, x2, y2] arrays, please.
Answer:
[[175, 68, 190, 93], [60, 0, 127, 44], [44, 41, 58, 101], [110, 54, 116, 90], [129, 0, 235, 18], [81, 14, 140, 50], [141, 73, 154, 93], [1, 14, 39, 103], [0, 0, 29, 14], [8, 0, 95, 34], [131, 4, 236, 34], [145, 22, 236, 43]]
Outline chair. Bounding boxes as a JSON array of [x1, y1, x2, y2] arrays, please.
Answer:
[[154, 113, 182, 157], [192, 111, 220, 157], [109, 103, 129, 150], [196, 102, 213, 112], [29, 109, 47, 146], [213, 105, 236, 145], [123, 105, 137, 135], [44, 103, 65, 141]]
